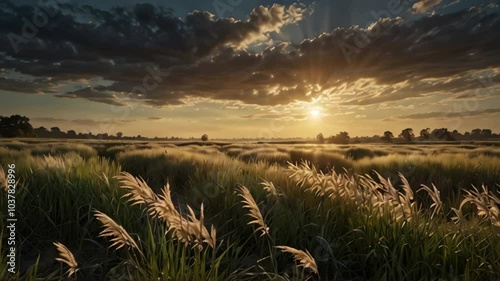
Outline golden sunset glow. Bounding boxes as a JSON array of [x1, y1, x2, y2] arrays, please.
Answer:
[[310, 108, 321, 118]]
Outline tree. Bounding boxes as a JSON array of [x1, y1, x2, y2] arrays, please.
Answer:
[[0, 115, 35, 137], [329, 131, 350, 144], [381, 131, 394, 143], [399, 128, 415, 142], [116, 132, 123, 138], [420, 128, 430, 140], [451, 130, 462, 140], [481, 129, 492, 138], [67, 130, 77, 138], [201, 134, 208, 141], [432, 128, 455, 141], [18, 119, 35, 137], [34, 127, 50, 138], [316, 133, 325, 144], [50, 127, 65, 138], [471, 128, 481, 136]]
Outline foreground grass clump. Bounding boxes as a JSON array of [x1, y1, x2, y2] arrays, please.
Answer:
[[0, 142, 499, 280]]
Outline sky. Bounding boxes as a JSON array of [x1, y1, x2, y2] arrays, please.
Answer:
[[0, 0, 499, 138]]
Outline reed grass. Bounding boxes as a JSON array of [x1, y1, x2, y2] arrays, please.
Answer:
[[53, 242, 78, 277], [1, 140, 499, 280]]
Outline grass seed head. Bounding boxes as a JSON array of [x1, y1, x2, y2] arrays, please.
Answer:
[[94, 210, 142, 253], [238, 185, 269, 237], [276, 246, 318, 275], [115, 172, 158, 206], [53, 242, 79, 277]]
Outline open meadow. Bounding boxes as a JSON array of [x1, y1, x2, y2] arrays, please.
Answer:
[[0, 139, 499, 280]]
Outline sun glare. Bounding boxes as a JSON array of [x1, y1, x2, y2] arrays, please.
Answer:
[[310, 108, 321, 118]]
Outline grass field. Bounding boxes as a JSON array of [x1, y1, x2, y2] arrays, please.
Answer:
[[1, 139, 499, 280]]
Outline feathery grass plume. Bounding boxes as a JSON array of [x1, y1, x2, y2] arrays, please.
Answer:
[[53, 242, 79, 277], [399, 172, 414, 201], [276, 246, 318, 275], [161, 205, 217, 250], [461, 185, 500, 229], [328, 168, 364, 203], [115, 172, 212, 248], [149, 184, 217, 249], [115, 172, 158, 206], [199, 202, 217, 249], [261, 178, 280, 198], [287, 161, 319, 188], [165, 213, 195, 247], [94, 210, 142, 254], [0, 166, 6, 190], [99, 172, 110, 188], [489, 190, 500, 229], [149, 182, 179, 219], [359, 173, 385, 205], [148, 183, 188, 244], [172, 204, 212, 249], [238, 185, 269, 237], [288, 160, 337, 197], [309, 171, 332, 197], [451, 207, 465, 224], [418, 183, 443, 219], [43, 154, 67, 171], [374, 171, 415, 221], [187, 203, 216, 249], [461, 185, 491, 219]]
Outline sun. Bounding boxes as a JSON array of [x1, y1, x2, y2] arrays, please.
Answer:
[[310, 108, 321, 118]]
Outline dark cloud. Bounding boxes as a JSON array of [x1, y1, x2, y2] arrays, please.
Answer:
[[33, 116, 135, 126], [0, 2, 306, 61], [394, 108, 500, 119], [33, 117, 67, 123], [0, 76, 57, 94], [54, 87, 128, 106], [0, 3, 499, 107]]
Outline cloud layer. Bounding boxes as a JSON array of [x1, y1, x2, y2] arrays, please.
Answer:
[[412, 0, 443, 13], [0, 1, 499, 109]]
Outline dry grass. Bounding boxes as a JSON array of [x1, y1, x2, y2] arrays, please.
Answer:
[[116, 171, 217, 250], [261, 178, 282, 199], [418, 183, 443, 219], [149, 184, 217, 250], [461, 185, 500, 229], [0, 166, 6, 190], [276, 246, 318, 275], [2, 141, 500, 280], [94, 210, 142, 254], [288, 161, 417, 222], [53, 242, 78, 277], [116, 172, 158, 205], [165, 203, 216, 249], [238, 185, 269, 237], [150, 182, 179, 220]]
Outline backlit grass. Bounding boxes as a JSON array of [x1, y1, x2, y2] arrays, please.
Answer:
[[0, 140, 499, 280]]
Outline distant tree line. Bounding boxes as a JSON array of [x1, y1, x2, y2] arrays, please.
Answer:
[[377, 128, 498, 143], [1, 115, 498, 142], [0, 115, 35, 137], [0, 115, 184, 140], [317, 127, 500, 144], [316, 132, 351, 144]]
